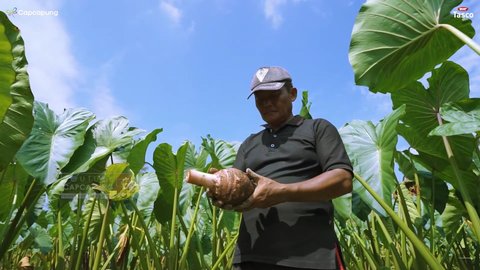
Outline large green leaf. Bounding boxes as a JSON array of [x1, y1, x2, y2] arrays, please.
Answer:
[[410, 151, 479, 210], [19, 223, 53, 254], [349, 0, 475, 93], [201, 135, 236, 169], [332, 193, 352, 220], [441, 191, 468, 239], [16, 102, 94, 185], [127, 128, 162, 174], [184, 143, 209, 171], [0, 12, 34, 171], [397, 182, 422, 227], [299, 90, 312, 120], [430, 98, 480, 136], [392, 61, 474, 168], [339, 105, 405, 216], [153, 142, 189, 224], [180, 144, 208, 215], [83, 195, 114, 244], [62, 116, 143, 175], [94, 163, 138, 201], [133, 172, 159, 221]]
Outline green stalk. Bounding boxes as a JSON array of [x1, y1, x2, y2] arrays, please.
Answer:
[[128, 200, 162, 270], [100, 234, 124, 270], [413, 171, 422, 234], [92, 199, 110, 270], [211, 233, 238, 270], [374, 214, 406, 270], [355, 172, 445, 269], [168, 186, 179, 270], [398, 195, 408, 266], [436, 114, 480, 241], [366, 217, 380, 262], [74, 196, 97, 270], [430, 172, 436, 254], [441, 222, 465, 265], [440, 24, 480, 55], [474, 241, 479, 270], [178, 187, 204, 269], [396, 181, 426, 269], [177, 211, 204, 268], [352, 231, 379, 269], [211, 202, 218, 265], [125, 211, 149, 270], [70, 196, 83, 269], [56, 210, 65, 269], [0, 178, 43, 260]]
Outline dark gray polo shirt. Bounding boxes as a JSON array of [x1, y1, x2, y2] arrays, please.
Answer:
[[233, 115, 352, 269]]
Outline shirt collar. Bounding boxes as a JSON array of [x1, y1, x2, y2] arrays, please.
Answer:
[[262, 115, 304, 130]]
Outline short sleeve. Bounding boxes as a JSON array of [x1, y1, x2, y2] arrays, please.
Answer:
[[233, 141, 247, 171], [314, 119, 353, 175]]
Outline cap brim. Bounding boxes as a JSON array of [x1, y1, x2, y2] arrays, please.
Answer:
[[247, 81, 285, 99]]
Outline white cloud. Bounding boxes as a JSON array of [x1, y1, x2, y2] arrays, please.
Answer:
[[0, 1, 128, 119], [0, 1, 79, 113], [160, 1, 182, 24], [264, 0, 287, 29]]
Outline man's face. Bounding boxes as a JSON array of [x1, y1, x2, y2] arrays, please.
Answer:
[[254, 87, 297, 128]]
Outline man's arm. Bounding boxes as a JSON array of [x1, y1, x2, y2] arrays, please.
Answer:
[[235, 168, 352, 211]]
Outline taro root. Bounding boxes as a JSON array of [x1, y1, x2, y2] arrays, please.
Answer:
[[185, 168, 255, 206]]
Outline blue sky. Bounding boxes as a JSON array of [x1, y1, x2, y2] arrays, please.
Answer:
[[1, 0, 479, 150]]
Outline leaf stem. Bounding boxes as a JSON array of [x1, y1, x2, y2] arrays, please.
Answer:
[[92, 199, 110, 270], [211, 233, 238, 270], [436, 114, 480, 241], [354, 172, 445, 270], [56, 210, 65, 269], [128, 199, 162, 270], [74, 196, 96, 270], [0, 178, 42, 260], [168, 186, 179, 270], [440, 24, 480, 55], [178, 187, 204, 269]]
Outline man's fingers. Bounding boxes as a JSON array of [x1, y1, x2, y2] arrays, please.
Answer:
[[233, 196, 254, 212], [213, 200, 234, 211], [246, 168, 261, 184], [208, 167, 219, 174]]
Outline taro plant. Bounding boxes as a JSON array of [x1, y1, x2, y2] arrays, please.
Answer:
[[0, 10, 240, 269], [333, 0, 480, 269], [1, 0, 480, 268]]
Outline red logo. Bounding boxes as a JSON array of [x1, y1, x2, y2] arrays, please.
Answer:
[[457, 6, 469, 11]]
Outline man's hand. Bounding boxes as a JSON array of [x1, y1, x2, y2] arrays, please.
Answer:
[[233, 168, 287, 211]]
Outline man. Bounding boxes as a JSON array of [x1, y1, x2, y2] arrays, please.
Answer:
[[214, 66, 353, 270]]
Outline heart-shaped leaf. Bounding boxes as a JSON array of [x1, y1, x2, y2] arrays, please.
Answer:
[[16, 102, 94, 185], [153, 142, 189, 224], [340, 105, 405, 216], [392, 61, 474, 168], [94, 163, 138, 201], [62, 116, 143, 175], [349, 0, 475, 93], [430, 98, 480, 136], [0, 13, 34, 171]]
